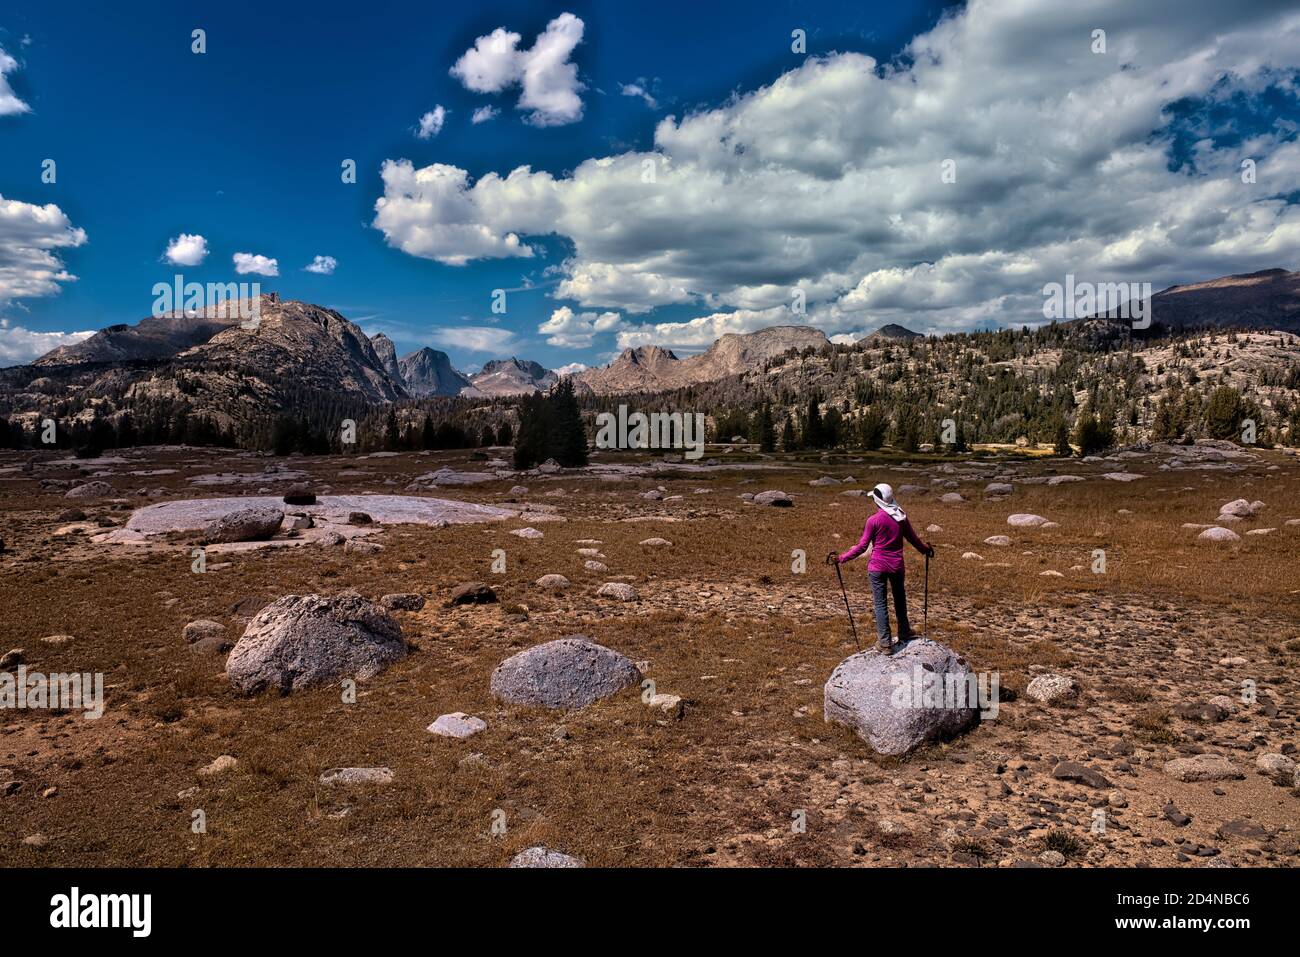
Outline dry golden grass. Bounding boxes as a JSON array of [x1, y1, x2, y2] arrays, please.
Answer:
[[1, 444, 1298, 867]]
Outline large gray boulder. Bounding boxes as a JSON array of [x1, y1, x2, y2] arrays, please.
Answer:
[[490, 636, 641, 710], [226, 593, 406, 694], [823, 638, 980, 755], [203, 506, 284, 544]]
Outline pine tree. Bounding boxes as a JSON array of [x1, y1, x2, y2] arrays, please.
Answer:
[[550, 379, 588, 467], [804, 397, 824, 449]]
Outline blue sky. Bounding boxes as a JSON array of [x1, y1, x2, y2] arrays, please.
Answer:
[[1, 0, 1298, 370]]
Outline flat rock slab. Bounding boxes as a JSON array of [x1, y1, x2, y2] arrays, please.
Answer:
[[1163, 753, 1244, 782], [824, 638, 979, 755], [319, 767, 394, 787], [98, 494, 519, 544], [490, 636, 642, 710]]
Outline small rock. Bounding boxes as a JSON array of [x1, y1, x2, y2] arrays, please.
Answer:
[[510, 527, 544, 539], [198, 755, 238, 778], [1025, 673, 1078, 704], [597, 582, 638, 601], [1007, 513, 1050, 527], [380, 593, 425, 611], [534, 574, 570, 591], [319, 767, 394, 787], [509, 847, 584, 868], [427, 712, 488, 739], [448, 582, 497, 606], [182, 620, 225, 644], [1163, 753, 1243, 782], [1255, 753, 1296, 784], [1051, 761, 1111, 789]]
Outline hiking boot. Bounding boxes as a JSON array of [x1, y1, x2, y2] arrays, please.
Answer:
[[896, 630, 921, 644], [875, 637, 898, 656]]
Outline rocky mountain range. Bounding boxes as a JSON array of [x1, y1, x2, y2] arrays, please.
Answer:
[[7, 268, 1299, 446], [1094, 268, 1300, 331], [575, 325, 832, 395]]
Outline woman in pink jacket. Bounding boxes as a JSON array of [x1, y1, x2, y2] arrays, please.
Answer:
[[832, 483, 934, 655]]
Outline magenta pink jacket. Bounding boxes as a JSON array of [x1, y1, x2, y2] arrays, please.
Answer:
[[839, 510, 927, 573]]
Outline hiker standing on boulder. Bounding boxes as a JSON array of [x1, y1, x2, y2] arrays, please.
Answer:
[[830, 483, 934, 656]]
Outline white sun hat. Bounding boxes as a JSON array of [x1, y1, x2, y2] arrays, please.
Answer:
[[869, 482, 906, 522]]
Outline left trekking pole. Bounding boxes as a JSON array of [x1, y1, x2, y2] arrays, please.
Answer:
[[924, 552, 930, 639], [826, 553, 861, 651]]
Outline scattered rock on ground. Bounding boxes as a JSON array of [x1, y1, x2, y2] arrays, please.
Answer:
[[1163, 753, 1243, 782], [380, 593, 425, 611], [226, 593, 406, 695], [490, 636, 642, 710], [597, 582, 638, 601], [427, 712, 488, 739], [203, 506, 284, 544], [509, 847, 584, 868], [448, 582, 497, 606]]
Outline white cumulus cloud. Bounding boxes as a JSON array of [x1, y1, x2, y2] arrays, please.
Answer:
[[450, 12, 585, 127], [163, 233, 208, 266], [0, 194, 87, 304], [379, 0, 1300, 340], [416, 105, 447, 139], [304, 255, 337, 275], [0, 46, 31, 116], [232, 252, 279, 276], [538, 305, 621, 347], [471, 105, 500, 124]]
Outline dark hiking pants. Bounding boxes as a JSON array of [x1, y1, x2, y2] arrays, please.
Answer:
[[868, 569, 910, 643]]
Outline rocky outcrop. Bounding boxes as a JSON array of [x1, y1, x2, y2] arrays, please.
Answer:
[[226, 593, 407, 694], [398, 347, 474, 396]]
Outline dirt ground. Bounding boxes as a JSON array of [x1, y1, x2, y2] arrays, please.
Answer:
[[1, 443, 1297, 867]]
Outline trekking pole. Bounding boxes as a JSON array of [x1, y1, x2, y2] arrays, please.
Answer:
[[827, 553, 861, 651], [924, 552, 930, 639]]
